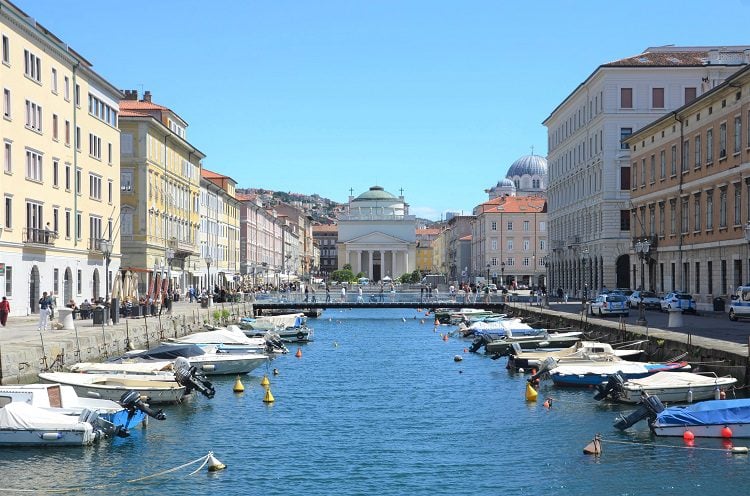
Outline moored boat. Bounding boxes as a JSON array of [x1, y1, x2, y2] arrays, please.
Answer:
[[0, 402, 99, 446], [594, 371, 737, 403], [116, 343, 270, 375], [39, 371, 188, 404], [482, 330, 583, 355], [508, 341, 644, 370]]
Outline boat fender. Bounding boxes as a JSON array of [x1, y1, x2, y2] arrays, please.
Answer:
[[41, 432, 63, 441]]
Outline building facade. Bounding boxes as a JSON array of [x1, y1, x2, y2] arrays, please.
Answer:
[[312, 224, 338, 280], [544, 46, 749, 296], [416, 227, 440, 274], [1, 2, 121, 315], [626, 63, 750, 310], [200, 169, 240, 290], [336, 186, 416, 281], [119, 91, 204, 296]]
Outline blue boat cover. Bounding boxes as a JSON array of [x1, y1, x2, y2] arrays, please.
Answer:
[[656, 398, 750, 426]]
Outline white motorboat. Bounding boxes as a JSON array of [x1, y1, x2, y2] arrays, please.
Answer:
[[480, 330, 583, 355], [39, 371, 187, 404], [166, 325, 288, 355], [509, 341, 643, 369], [0, 401, 98, 446], [69, 361, 175, 378], [120, 343, 270, 375], [594, 371, 737, 403]]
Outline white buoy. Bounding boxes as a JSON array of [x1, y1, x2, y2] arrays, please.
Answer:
[[207, 452, 227, 471]]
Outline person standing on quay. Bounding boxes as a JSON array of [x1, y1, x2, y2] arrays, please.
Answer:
[[0, 296, 9, 326], [38, 291, 52, 331]]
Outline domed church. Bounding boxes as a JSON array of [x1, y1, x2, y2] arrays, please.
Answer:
[[336, 186, 417, 281], [487, 154, 548, 199]]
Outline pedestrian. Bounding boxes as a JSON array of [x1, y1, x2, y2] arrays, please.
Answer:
[[357, 286, 364, 303], [340, 286, 346, 302], [38, 291, 52, 331], [304, 285, 309, 303], [564, 292, 569, 303], [325, 285, 331, 303], [310, 285, 316, 303], [49, 291, 57, 318], [0, 296, 9, 326]]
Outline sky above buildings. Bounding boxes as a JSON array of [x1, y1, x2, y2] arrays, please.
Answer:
[[17, 0, 750, 220]]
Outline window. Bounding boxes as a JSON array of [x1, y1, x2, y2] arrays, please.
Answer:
[[720, 188, 727, 228], [25, 149, 42, 182], [682, 140, 689, 171], [621, 166, 631, 190], [89, 174, 101, 200], [1, 35, 8, 64], [77, 269, 81, 294], [88, 133, 101, 159], [681, 197, 689, 234], [650, 155, 656, 184], [620, 127, 632, 149], [685, 87, 697, 104], [659, 203, 665, 236], [87, 93, 118, 127], [506, 221, 513, 231], [4, 196, 11, 229], [52, 160, 58, 187], [652, 87, 664, 108], [707, 128, 714, 164], [735, 184, 742, 226], [65, 120, 70, 146], [53, 208, 58, 234], [64, 164, 70, 191], [491, 238, 497, 250], [735, 116, 742, 154], [523, 239, 530, 251], [64, 76, 70, 101], [640, 159, 646, 186], [670, 145, 677, 175], [3, 88, 9, 119], [522, 257, 530, 267], [75, 212, 81, 240], [120, 170, 133, 192], [620, 88, 633, 108], [490, 221, 497, 231], [523, 220, 530, 231], [23, 49, 41, 82], [107, 143, 112, 164], [24, 100, 42, 132], [75, 168, 81, 194], [707, 191, 714, 230], [75, 126, 81, 150], [694, 136, 701, 168], [3, 141, 10, 173], [620, 210, 630, 230], [720, 122, 727, 158], [507, 239, 513, 251], [74, 84, 80, 107], [108, 180, 112, 204], [51, 68, 57, 93], [64, 210, 70, 238], [0, 262, 11, 301], [660, 150, 666, 179], [670, 200, 676, 235]]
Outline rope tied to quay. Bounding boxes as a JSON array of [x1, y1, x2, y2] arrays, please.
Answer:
[[2, 451, 225, 493]]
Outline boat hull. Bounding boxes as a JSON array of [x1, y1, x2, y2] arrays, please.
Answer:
[[0, 427, 96, 446], [620, 384, 732, 404], [551, 362, 689, 387], [651, 423, 750, 438], [190, 355, 268, 375]]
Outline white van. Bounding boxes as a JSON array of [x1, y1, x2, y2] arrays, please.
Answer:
[[728, 286, 750, 320]]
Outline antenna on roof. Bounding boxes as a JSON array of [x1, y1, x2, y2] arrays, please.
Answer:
[[530, 145, 534, 156]]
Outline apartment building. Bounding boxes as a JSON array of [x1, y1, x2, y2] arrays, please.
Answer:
[[0, 1, 121, 315], [626, 63, 750, 310], [119, 91, 204, 296], [312, 224, 338, 279], [200, 168, 240, 289], [544, 46, 749, 296]]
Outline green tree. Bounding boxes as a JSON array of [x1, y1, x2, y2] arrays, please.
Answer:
[[331, 268, 355, 282]]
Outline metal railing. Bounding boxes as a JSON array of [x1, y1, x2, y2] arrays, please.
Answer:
[[23, 227, 57, 246]]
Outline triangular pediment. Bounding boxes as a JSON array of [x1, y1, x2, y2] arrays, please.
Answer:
[[344, 231, 409, 245]]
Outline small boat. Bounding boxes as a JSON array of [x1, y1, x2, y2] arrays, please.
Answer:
[[481, 330, 583, 355], [167, 326, 288, 355], [595, 371, 737, 403], [0, 383, 165, 438], [508, 341, 643, 370], [0, 402, 99, 446], [240, 315, 314, 343], [615, 395, 750, 438], [119, 343, 270, 375], [38, 371, 188, 404]]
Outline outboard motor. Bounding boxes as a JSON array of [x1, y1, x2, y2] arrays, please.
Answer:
[[469, 335, 488, 353], [117, 390, 166, 437], [593, 373, 625, 401], [613, 393, 665, 431], [174, 357, 216, 399], [265, 335, 289, 354]]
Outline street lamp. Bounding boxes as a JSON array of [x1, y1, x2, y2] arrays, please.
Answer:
[[744, 222, 750, 282], [100, 239, 113, 306], [205, 255, 213, 293], [486, 263, 490, 285], [165, 248, 175, 291], [500, 262, 505, 288], [542, 256, 550, 308], [635, 239, 651, 326]]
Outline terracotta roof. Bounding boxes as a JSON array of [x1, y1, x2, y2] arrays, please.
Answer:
[[476, 195, 546, 214], [313, 224, 338, 233], [119, 100, 170, 111], [119, 109, 152, 118], [236, 193, 256, 201], [201, 168, 226, 179], [417, 228, 441, 235]]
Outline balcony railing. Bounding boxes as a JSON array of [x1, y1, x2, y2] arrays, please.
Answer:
[[23, 227, 58, 246], [88, 237, 105, 252]]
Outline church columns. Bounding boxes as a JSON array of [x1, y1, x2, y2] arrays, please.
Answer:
[[368, 250, 374, 279]]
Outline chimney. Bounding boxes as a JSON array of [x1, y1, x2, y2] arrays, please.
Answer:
[[143, 91, 152, 103], [122, 89, 138, 100]]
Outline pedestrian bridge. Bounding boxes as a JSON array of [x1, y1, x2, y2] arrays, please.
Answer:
[[250, 300, 506, 315]]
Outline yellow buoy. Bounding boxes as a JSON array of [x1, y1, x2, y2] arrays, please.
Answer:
[[207, 452, 227, 471], [263, 386, 275, 403], [260, 375, 270, 387], [525, 382, 538, 402], [233, 376, 245, 393], [295, 348, 302, 358]]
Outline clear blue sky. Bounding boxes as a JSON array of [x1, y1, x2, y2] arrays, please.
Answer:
[[17, 0, 750, 220]]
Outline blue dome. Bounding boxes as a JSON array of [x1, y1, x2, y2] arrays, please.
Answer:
[[506, 155, 547, 178], [497, 178, 515, 188]]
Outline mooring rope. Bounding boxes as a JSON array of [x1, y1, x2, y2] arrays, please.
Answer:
[[2, 452, 214, 493]]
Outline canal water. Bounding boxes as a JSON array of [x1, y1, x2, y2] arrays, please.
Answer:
[[1, 308, 749, 495]]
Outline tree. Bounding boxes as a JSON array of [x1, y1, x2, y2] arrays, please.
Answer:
[[331, 268, 355, 283]]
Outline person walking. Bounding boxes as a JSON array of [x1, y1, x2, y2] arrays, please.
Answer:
[[0, 296, 9, 326], [325, 285, 331, 303], [38, 291, 52, 331], [357, 286, 364, 303], [340, 286, 346, 303]]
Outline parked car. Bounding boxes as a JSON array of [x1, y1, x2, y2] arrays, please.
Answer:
[[629, 290, 661, 309], [589, 294, 629, 317], [660, 292, 697, 313], [728, 286, 750, 321], [614, 288, 634, 298]]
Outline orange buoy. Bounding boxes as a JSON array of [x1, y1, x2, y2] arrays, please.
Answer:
[[434, 319, 439, 326], [582, 435, 602, 455], [683, 430, 695, 441], [443, 334, 449, 341], [295, 348, 302, 358], [463, 348, 468, 353], [722, 426, 733, 438], [543, 398, 552, 409]]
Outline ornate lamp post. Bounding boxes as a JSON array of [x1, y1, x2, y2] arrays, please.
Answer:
[[635, 239, 651, 326], [580, 246, 589, 309], [165, 248, 175, 291], [486, 263, 490, 285], [542, 256, 550, 308], [500, 261, 505, 288], [745, 222, 750, 282], [100, 239, 113, 305], [205, 255, 213, 293]]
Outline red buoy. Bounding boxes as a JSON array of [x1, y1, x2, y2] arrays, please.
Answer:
[[295, 348, 302, 358], [721, 426, 733, 438], [683, 430, 695, 441]]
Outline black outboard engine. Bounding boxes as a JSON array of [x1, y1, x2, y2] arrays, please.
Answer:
[[118, 390, 166, 437], [265, 335, 289, 354], [594, 373, 625, 401], [613, 393, 666, 431], [174, 357, 216, 399], [469, 335, 488, 353]]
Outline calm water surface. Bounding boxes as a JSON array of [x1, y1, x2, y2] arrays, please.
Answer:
[[1, 308, 749, 495]]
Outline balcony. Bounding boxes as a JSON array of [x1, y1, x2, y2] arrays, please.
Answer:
[[169, 237, 198, 257], [23, 227, 58, 246], [88, 237, 105, 252]]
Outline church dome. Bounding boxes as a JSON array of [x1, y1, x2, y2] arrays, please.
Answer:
[[353, 185, 399, 202], [497, 178, 516, 189], [506, 155, 548, 178]]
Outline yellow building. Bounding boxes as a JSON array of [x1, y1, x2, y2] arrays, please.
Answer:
[[119, 91, 204, 296], [416, 228, 440, 274], [200, 169, 240, 290], [0, 1, 121, 315]]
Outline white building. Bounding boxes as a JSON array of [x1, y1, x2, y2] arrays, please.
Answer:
[[336, 186, 416, 281], [543, 46, 749, 296]]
